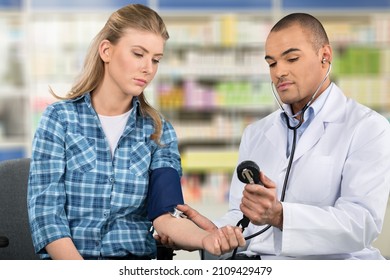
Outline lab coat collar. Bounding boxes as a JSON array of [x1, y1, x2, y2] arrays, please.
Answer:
[[291, 83, 347, 162], [265, 83, 347, 162]]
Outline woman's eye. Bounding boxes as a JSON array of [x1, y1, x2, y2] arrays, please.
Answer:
[[152, 59, 160, 64], [134, 52, 143, 57], [268, 63, 276, 68]]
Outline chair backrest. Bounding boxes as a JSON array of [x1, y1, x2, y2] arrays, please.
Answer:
[[0, 158, 40, 260]]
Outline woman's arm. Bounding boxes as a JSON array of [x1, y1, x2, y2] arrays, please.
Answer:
[[153, 213, 245, 256], [45, 237, 83, 260]]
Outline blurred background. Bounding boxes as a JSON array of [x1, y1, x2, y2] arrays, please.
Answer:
[[0, 0, 389, 259]]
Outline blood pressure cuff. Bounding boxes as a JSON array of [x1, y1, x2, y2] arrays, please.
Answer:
[[147, 167, 184, 221]]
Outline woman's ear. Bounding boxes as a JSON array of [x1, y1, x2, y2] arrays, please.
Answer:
[[99, 39, 111, 63]]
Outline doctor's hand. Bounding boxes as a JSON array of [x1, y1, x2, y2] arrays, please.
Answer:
[[240, 172, 284, 230], [176, 204, 218, 232]]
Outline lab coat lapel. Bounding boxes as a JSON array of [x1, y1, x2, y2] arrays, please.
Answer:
[[292, 115, 325, 162], [265, 114, 288, 160], [292, 84, 346, 163]]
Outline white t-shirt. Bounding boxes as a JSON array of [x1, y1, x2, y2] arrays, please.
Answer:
[[98, 109, 132, 156]]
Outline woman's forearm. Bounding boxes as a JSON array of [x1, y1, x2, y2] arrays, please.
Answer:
[[45, 237, 84, 260]]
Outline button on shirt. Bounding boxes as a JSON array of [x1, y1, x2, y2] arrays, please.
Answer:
[[27, 93, 182, 259]]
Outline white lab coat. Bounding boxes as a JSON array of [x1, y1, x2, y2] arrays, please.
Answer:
[[216, 83, 390, 259]]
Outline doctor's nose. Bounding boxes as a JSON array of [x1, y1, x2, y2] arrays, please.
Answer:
[[273, 66, 288, 80]]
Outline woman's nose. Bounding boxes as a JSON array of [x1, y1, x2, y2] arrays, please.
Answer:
[[141, 59, 153, 74]]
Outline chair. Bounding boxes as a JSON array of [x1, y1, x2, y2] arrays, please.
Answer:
[[0, 158, 39, 259], [0, 158, 174, 260]]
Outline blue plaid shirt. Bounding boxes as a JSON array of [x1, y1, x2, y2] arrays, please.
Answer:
[[27, 93, 182, 259]]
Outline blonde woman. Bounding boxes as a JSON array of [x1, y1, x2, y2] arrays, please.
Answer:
[[27, 4, 244, 260]]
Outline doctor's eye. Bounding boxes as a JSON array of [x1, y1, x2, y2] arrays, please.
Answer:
[[288, 57, 299, 63], [268, 62, 276, 68]]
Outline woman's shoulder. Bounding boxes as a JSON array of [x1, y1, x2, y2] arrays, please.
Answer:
[[43, 99, 73, 113], [42, 97, 87, 122]]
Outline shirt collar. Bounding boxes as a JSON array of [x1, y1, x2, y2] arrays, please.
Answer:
[[280, 82, 333, 125], [72, 92, 142, 116]]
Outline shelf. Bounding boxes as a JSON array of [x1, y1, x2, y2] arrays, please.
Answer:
[[0, 87, 26, 98], [0, 139, 28, 162], [181, 149, 238, 172], [159, 65, 268, 78], [0, 138, 28, 148]]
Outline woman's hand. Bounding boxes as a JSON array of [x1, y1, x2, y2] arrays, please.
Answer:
[[154, 204, 246, 255], [202, 225, 246, 256], [154, 204, 217, 249]]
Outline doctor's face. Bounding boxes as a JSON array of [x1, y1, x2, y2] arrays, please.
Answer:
[[265, 24, 331, 114]]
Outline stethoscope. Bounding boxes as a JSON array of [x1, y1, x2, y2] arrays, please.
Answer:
[[271, 60, 332, 131], [270, 61, 332, 204], [230, 61, 332, 259]]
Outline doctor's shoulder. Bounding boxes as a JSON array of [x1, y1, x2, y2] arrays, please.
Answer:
[[344, 99, 390, 144], [349, 99, 390, 127]]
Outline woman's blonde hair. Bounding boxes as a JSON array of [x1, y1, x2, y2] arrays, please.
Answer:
[[51, 4, 169, 143]]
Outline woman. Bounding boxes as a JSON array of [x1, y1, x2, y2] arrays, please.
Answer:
[[27, 4, 244, 260]]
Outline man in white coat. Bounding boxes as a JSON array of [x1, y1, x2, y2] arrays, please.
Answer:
[[172, 13, 390, 259]]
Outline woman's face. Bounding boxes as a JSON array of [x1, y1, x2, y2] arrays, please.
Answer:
[[101, 28, 165, 98]]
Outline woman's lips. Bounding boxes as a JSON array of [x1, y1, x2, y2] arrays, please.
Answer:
[[134, 78, 147, 86]]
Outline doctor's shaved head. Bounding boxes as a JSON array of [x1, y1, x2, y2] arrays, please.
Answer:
[[270, 13, 329, 53]]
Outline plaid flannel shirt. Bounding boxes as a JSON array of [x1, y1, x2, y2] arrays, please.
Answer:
[[27, 93, 182, 259]]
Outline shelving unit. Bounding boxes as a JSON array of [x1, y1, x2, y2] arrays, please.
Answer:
[[27, 11, 109, 131], [0, 9, 30, 160]]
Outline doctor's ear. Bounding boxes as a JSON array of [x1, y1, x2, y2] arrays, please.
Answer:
[[320, 45, 332, 65], [99, 40, 111, 62]]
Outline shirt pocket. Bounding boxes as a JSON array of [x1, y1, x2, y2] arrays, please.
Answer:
[[128, 141, 152, 177], [65, 133, 97, 172]]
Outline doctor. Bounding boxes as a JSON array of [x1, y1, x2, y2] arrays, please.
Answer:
[[174, 13, 390, 259]]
